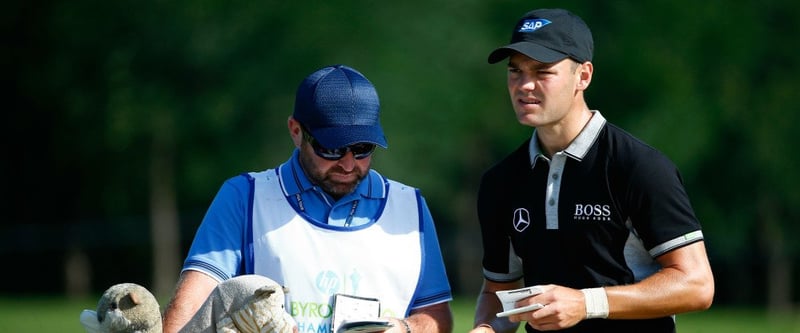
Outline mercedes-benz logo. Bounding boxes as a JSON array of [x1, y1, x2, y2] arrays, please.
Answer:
[[513, 208, 530, 232]]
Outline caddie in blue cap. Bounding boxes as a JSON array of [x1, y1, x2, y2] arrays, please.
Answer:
[[164, 64, 454, 333], [287, 64, 388, 198]]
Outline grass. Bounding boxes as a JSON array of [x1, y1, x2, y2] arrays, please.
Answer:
[[1, 295, 798, 332]]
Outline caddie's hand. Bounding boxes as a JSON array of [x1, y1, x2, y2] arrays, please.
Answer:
[[508, 284, 586, 331]]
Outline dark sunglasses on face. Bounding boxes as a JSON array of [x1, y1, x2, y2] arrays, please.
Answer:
[[302, 129, 376, 160]]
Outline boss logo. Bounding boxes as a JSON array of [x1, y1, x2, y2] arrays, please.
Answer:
[[513, 208, 531, 232], [574, 204, 612, 221]]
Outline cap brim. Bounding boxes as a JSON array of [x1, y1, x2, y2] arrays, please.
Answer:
[[311, 125, 388, 149], [488, 42, 568, 64]]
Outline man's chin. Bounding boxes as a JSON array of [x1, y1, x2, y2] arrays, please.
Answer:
[[322, 182, 358, 198]]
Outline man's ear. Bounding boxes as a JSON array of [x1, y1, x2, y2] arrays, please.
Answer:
[[576, 61, 593, 91], [288, 117, 303, 147]]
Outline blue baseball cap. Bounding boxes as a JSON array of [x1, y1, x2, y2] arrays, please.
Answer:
[[293, 64, 388, 149]]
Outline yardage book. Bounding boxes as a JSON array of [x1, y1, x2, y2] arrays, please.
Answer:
[[495, 286, 545, 317], [331, 293, 393, 333]]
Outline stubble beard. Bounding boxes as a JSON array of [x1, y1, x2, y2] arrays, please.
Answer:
[[299, 150, 366, 199]]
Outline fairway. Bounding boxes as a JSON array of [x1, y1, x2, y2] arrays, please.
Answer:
[[0, 295, 797, 332]]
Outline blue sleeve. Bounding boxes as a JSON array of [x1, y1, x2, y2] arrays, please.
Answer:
[[182, 175, 251, 281], [411, 195, 453, 310]]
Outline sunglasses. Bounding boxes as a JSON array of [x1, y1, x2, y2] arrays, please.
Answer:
[[302, 128, 376, 160]]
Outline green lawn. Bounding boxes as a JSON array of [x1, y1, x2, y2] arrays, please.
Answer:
[[1, 295, 797, 332]]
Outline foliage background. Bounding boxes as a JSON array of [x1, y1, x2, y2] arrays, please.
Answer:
[[4, 0, 799, 318]]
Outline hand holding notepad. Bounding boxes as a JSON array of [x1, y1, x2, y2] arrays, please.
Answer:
[[495, 286, 546, 317]]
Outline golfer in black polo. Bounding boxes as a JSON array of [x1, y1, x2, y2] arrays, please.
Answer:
[[471, 8, 714, 333]]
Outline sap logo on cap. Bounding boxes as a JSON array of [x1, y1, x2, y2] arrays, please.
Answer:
[[519, 19, 551, 32]]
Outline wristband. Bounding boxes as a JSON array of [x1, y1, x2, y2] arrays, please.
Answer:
[[580, 287, 609, 319], [400, 318, 411, 333]]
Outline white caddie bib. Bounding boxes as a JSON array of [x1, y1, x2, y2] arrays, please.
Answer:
[[249, 170, 423, 333]]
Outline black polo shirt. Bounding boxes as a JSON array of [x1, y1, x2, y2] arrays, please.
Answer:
[[477, 112, 703, 333]]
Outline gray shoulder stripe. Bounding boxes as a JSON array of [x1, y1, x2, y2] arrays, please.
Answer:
[[649, 230, 704, 257]]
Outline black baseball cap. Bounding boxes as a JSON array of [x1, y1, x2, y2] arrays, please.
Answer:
[[488, 8, 594, 64]]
